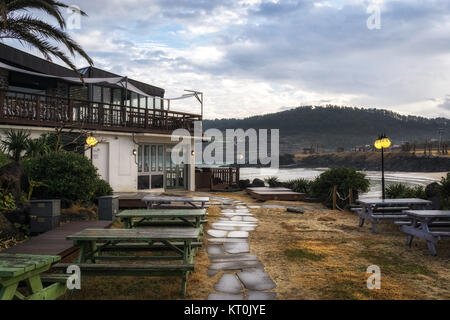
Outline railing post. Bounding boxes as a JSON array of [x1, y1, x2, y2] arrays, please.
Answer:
[[145, 108, 149, 128], [36, 97, 41, 121], [99, 103, 104, 125], [0, 90, 5, 118]]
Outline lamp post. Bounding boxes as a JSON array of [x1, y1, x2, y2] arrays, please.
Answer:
[[374, 135, 392, 200], [86, 136, 99, 163]]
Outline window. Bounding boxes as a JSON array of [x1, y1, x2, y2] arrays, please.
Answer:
[[151, 145, 157, 171], [144, 145, 150, 172], [112, 89, 121, 105], [131, 92, 138, 107], [138, 146, 143, 173], [103, 87, 111, 104], [158, 145, 164, 171], [151, 175, 164, 189], [138, 176, 150, 190], [92, 86, 102, 102], [140, 96, 147, 110]]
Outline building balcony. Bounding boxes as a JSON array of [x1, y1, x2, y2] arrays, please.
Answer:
[[0, 89, 202, 134]]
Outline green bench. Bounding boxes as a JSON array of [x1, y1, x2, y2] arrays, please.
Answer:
[[60, 227, 201, 296]]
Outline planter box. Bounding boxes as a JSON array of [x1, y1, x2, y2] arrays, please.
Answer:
[[98, 195, 119, 221], [29, 200, 61, 233]]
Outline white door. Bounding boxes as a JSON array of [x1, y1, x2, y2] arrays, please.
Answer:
[[93, 143, 110, 182]]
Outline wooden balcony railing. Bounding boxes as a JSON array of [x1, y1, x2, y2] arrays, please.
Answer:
[[0, 89, 202, 133]]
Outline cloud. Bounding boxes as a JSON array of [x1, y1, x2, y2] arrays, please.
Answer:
[[4, 0, 450, 119]]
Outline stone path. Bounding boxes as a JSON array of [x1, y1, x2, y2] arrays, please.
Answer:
[[206, 196, 277, 300]]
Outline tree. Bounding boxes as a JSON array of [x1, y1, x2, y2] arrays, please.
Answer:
[[0, 129, 30, 162], [0, 0, 93, 76]]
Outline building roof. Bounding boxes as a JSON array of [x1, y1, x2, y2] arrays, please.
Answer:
[[0, 43, 165, 97], [78, 66, 164, 97]]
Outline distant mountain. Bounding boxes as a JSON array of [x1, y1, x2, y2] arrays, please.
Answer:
[[203, 106, 450, 154]]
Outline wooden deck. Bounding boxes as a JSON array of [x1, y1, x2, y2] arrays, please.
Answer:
[[3, 221, 112, 261], [246, 187, 307, 201]]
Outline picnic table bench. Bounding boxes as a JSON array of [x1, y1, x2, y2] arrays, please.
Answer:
[[401, 210, 450, 256], [0, 254, 69, 300], [117, 209, 207, 229], [355, 198, 432, 233], [142, 196, 209, 210], [53, 227, 201, 296]]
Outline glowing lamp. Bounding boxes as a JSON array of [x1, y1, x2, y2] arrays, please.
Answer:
[[86, 136, 99, 147]]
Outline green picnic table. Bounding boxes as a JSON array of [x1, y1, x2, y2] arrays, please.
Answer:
[[0, 254, 68, 300], [117, 209, 207, 229], [53, 227, 201, 297]]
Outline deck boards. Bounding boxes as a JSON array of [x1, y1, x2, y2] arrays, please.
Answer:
[[3, 221, 112, 257], [246, 187, 307, 201]]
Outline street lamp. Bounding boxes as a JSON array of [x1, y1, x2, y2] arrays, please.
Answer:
[[86, 136, 99, 162], [374, 134, 391, 200]]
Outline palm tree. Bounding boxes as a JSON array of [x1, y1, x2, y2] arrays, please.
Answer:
[[0, 0, 93, 76], [1, 129, 30, 162]]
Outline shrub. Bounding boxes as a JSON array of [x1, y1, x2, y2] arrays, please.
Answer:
[[440, 173, 450, 209], [310, 168, 370, 204], [264, 176, 282, 187], [94, 179, 114, 200], [0, 152, 10, 168], [286, 178, 312, 194], [386, 183, 426, 199], [0, 188, 16, 213], [23, 151, 112, 202]]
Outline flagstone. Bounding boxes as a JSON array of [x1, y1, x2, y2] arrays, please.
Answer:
[[213, 274, 243, 294], [237, 269, 277, 291]]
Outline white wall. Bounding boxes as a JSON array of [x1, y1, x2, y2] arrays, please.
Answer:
[[0, 125, 197, 193]]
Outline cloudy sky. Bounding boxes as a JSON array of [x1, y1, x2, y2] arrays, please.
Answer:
[[5, 0, 450, 119]]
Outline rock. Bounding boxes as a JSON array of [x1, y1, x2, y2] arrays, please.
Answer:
[[0, 162, 28, 201], [0, 214, 19, 240], [287, 207, 305, 214], [239, 179, 251, 189], [251, 178, 265, 187]]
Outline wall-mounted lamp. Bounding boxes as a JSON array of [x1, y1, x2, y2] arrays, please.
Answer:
[[133, 149, 137, 156], [191, 150, 195, 156]]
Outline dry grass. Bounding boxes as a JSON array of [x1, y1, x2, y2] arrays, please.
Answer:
[[212, 191, 450, 300], [61, 191, 450, 300]]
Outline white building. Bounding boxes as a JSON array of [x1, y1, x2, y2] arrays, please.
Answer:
[[0, 44, 202, 192]]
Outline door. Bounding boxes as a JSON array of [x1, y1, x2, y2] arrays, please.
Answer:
[[137, 144, 165, 190], [93, 143, 109, 182]]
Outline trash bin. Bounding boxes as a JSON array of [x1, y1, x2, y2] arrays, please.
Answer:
[[98, 195, 119, 221], [29, 200, 61, 233]]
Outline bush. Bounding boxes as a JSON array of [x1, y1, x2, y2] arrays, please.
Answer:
[[310, 168, 370, 204], [440, 173, 450, 209], [23, 151, 112, 202], [0, 152, 10, 168], [386, 183, 426, 199], [264, 176, 282, 188], [94, 179, 114, 200], [0, 188, 16, 213], [286, 178, 312, 194]]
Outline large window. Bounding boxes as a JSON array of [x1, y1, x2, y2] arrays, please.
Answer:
[[137, 144, 166, 190]]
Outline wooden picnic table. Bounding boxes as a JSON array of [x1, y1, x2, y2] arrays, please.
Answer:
[[0, 253, 68, 300], [401, 210, 450, 256], [55, 227, 201, 296], [117, 209, 207, 228], [142, 195, 209, 210], [356, 198, 432, 233]]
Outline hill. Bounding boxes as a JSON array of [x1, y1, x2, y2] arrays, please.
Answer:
[[203, 106, 450, 154]]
